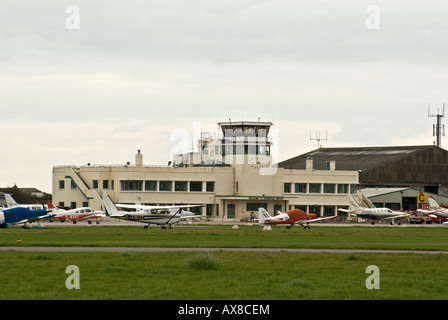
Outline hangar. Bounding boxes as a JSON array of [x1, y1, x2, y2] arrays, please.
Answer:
[[278, 145, 448, 211]]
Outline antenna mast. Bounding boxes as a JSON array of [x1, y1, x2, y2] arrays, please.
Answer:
[[310, 130, 328, 149], [428, 104, 445, 148]]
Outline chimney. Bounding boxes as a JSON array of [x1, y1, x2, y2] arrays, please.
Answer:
[[306, 157, 313, 170], [135, 149, 143, 167]]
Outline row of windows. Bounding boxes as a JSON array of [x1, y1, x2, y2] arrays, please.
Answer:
[[59, 180, 115, 190], [120, 180, 215, 193], [283, 182, 358, 194], [58, 179, 215, 193]]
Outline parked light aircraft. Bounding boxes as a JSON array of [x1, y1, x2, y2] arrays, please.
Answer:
[[258, 207, 336, 229], [417, 196, 448, 220], [47, 203, 105, 224], [101, 193, 203, 229], [1, 193, 48, 211], [338, 195, 410, 225], [0, 205, 53, 228]]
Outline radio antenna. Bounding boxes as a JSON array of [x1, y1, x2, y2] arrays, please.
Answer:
[[310, 130, 328, 149], [428, 103, 445, 147]]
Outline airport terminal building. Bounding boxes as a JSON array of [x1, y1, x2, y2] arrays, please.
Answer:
[[52, 121, 360, 220]]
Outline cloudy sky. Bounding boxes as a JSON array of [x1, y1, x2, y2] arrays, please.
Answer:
[[1, 0, 448, 193]]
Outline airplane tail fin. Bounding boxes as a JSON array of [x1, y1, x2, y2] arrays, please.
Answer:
[[258, 207, 271, 224], [47, 202, 56, 209], [102, 193, 121, 216], [428, 196, 441, 209], [5, 194, 18, 208], [46, 202, 65, 214], [348, 195, 361, 209]]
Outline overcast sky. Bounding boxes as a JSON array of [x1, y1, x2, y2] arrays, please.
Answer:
[[1, 0, 448, 193]]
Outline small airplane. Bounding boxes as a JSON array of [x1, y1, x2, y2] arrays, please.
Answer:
[[115, 202, 201, 220], [101, 193, 204, 229], [47, 203, 105, 224], [1, 193, 48, 211], [338, 195, 410, 225], [258, 207, 336, 229], [0, 205, 53, 228], [417, 196, 448, 221]]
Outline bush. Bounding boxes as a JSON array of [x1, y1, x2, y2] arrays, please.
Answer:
[[188, 253, 221, 270]]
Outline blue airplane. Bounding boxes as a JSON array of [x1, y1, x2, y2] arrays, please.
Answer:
[[0, 205, 52, 228]]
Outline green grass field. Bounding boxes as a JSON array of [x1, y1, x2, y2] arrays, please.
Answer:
[[1, 225, 447, 300]]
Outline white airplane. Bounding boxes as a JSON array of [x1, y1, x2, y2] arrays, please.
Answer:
[[2, 193, 48, 211], [47, 203, 105, 224], [101, 193, 204, 229], [338, 195, 410, 225], [417, 196, 448, 224], [417, 196, 448, 218]]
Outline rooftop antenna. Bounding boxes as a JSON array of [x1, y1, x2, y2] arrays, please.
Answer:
[[428, 103, 445, 148], [310, 130, 328, 149]]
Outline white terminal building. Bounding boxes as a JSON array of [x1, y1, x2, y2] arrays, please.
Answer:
[[52, 121, 359, 220]]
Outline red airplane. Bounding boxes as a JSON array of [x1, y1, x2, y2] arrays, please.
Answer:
[[47, 202, 104, 224], [258, 207, 336, 229]]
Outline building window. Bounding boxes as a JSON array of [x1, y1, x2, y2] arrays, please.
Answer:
[[189, 181, 202, 192], [295, 183, 307, 193], [103, 180, 109, 189], [71, 180, 76, 189], [70, 202, 76, 209], [283, 183, 292, 193], [121, 180, 143, 191], [323, 205, 335, 217], [350, 184, 359, 194], [145, 181, 157, 191], [246, 203, 268, 211], [323, 184, 335, 194], [159, 181, 173, 192], [206, 181, 215, 192], [309, 183, 321, 193], [92, 180, 99, 189], [338, 184, 349, 194], [175, 181, 188, 192], [59, 180, 65, 190], [308, 205, 321, 215]]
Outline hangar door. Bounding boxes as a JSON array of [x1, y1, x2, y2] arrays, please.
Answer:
[[402, 197, 416, 211]]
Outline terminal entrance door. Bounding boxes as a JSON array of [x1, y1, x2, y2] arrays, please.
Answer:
[[274, 204, 282, 215], [227, 204, 235, 218]]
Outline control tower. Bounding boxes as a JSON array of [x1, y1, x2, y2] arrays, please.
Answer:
[[174, 119, 274, 167], [218, 120, 273, 162]]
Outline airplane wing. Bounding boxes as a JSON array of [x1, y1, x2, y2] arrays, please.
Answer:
[[179, 214, 201, 220], [337, 208, 361, 214], [416, 209, 436, 214], [15, 214, 53, 225], [379, 213, 411, 221], [293, 215, 337, 225]]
